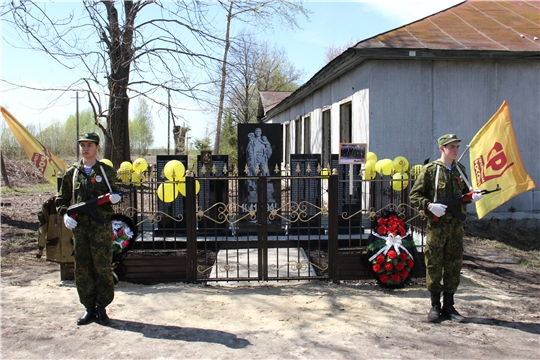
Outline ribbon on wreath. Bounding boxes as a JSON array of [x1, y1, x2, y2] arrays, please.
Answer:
[[368, 232, 413, 262]]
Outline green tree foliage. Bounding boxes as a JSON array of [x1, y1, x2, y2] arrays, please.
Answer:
[[192, 137, 213, 152], [130, 99, 154, 156]]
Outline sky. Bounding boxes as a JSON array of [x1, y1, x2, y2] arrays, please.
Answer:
[[0, 0, 463, 150]]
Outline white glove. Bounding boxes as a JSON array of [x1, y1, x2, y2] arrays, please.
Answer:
[[63, 214, 78, 230], [109, 193, 121, 204], [428, 203, 447, 217], [472, 190, 483, 202]]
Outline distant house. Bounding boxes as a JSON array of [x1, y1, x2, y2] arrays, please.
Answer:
[[263, 0, 540, 213]]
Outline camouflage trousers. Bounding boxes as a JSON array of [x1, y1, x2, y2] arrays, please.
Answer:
[[73, 216, 114, 309], [424, 218, 464, 294]]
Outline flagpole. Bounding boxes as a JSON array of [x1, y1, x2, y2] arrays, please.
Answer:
[[457, 144, 471, 163]]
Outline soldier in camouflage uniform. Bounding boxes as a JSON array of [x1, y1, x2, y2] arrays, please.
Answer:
[[409, 134, 482, 323], [56, 132, 121, 326]]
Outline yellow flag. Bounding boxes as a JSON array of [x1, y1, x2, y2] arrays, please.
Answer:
[[1, 106, 68, 185], [469, 101, 536, 219]]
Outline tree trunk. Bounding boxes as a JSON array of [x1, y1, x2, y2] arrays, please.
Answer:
[[0, 151, 12, 188], [214, 1, 234, 155], [102, 0, 134, 167], [173, 126, 187, 154]]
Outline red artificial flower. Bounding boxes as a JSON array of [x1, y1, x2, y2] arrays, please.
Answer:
[[387, 250, 397, 259], [372, 264, 382, 273], [400, 252, 408, 260], [391, 273, 401, 283], [407, 260, 415, 269], [377, 225, 387, 235], [377, 218, 387, 225], [122, 240, 129, 247], [380, 274, 389, 283], [117, 229, 124, 237], [376, 254, 385, 264], [112, 234, 117, 240], [401, 270, 409, 279], [384, 262, 393, 271], [396, 262, 405, 271]]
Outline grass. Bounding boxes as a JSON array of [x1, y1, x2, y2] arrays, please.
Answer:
[[1, 183, 56, 196]]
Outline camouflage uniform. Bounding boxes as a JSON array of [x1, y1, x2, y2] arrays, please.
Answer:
[[56, 161, 117, 309], [409, 159, 470, 294]]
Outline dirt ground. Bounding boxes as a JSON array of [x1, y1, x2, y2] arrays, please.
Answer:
[[1, 165, 540, 359]]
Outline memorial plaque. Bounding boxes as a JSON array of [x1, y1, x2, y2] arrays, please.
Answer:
[[197, 154, 229, 232], [237, 124, 282, 229], [332, 154, 363, 227], [290, 154, 321, 228], [156, 155, 188, 231]]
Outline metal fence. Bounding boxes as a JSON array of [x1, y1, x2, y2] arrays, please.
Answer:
[[115, 165, 427, 283]]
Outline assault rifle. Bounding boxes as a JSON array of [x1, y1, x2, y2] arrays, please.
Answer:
[[433, 185, 502, 221], [66, 189, 134, 223]]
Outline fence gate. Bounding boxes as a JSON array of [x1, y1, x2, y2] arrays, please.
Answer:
[[189, 175, 338, 282]]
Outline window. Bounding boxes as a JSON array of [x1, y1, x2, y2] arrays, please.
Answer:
[[295, 117, 302, 154], [340, 102, 352, 143], [322, 110, 331, 168], [303, 116, 311, 154], [284, 123, 290, 165]]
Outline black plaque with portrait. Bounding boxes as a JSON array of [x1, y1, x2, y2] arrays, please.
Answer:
[[289, 154, 321, 229], [237, 124, 282, 228], [331, 154, 363, 230], [196, 154, 229, 233], [155, 155, 188, 232]]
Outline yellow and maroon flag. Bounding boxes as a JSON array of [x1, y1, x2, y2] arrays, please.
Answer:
[[469, 101, 536, 219], [1, 106, 68, 185]]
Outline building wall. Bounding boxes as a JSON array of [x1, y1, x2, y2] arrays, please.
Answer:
[[267, 58, 540, 212]]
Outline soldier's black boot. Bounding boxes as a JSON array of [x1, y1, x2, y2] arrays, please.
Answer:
[[428, 291, 442, 323], [442, 292, 465, 322], [96, 307, 109, 326], [77, 307, 96, 325]]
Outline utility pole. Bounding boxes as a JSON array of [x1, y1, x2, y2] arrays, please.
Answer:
[[167, 89, 171, 155], [71, 91, 80, 160]]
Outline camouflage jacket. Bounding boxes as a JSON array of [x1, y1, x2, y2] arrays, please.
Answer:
[[55, 160, 117, 218], [409, 159, 470, 221]]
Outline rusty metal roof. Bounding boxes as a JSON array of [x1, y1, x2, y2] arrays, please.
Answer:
[[259, 91, 293, 114], [356, 0, 540, 51]]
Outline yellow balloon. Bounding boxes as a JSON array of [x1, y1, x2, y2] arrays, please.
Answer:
[[412, 164, 424, 179], [133, 158, 148, 172], [380, 159, 393, 176], [132, 171, 146, 186], [120, 161, 133, 171], [101, 159, 113, 168], [392, 172, 409, 191], [364, 161, 377, 180], [366, 151, 377, 163], [157, 182, 179, 203], [375, 160, 383, 174], [177, 178, 200, 196], [163, 160, 185, 181], [393, 156, 409, 173], [117, 168, 131, 183]]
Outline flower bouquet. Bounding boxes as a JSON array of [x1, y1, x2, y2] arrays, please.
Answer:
[[111, 213, 137, 265], [367, 210, 417, 288]]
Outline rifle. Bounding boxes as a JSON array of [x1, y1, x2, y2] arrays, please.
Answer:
[[433, 185, 502, 221], [66, 189, 134, 223]]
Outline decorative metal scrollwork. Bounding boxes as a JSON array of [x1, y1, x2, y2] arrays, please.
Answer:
[[198, 262, 258, 275], [196, 202, 256, 225], [267, 200, 328, 223], [118, 206, 183, 226]]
